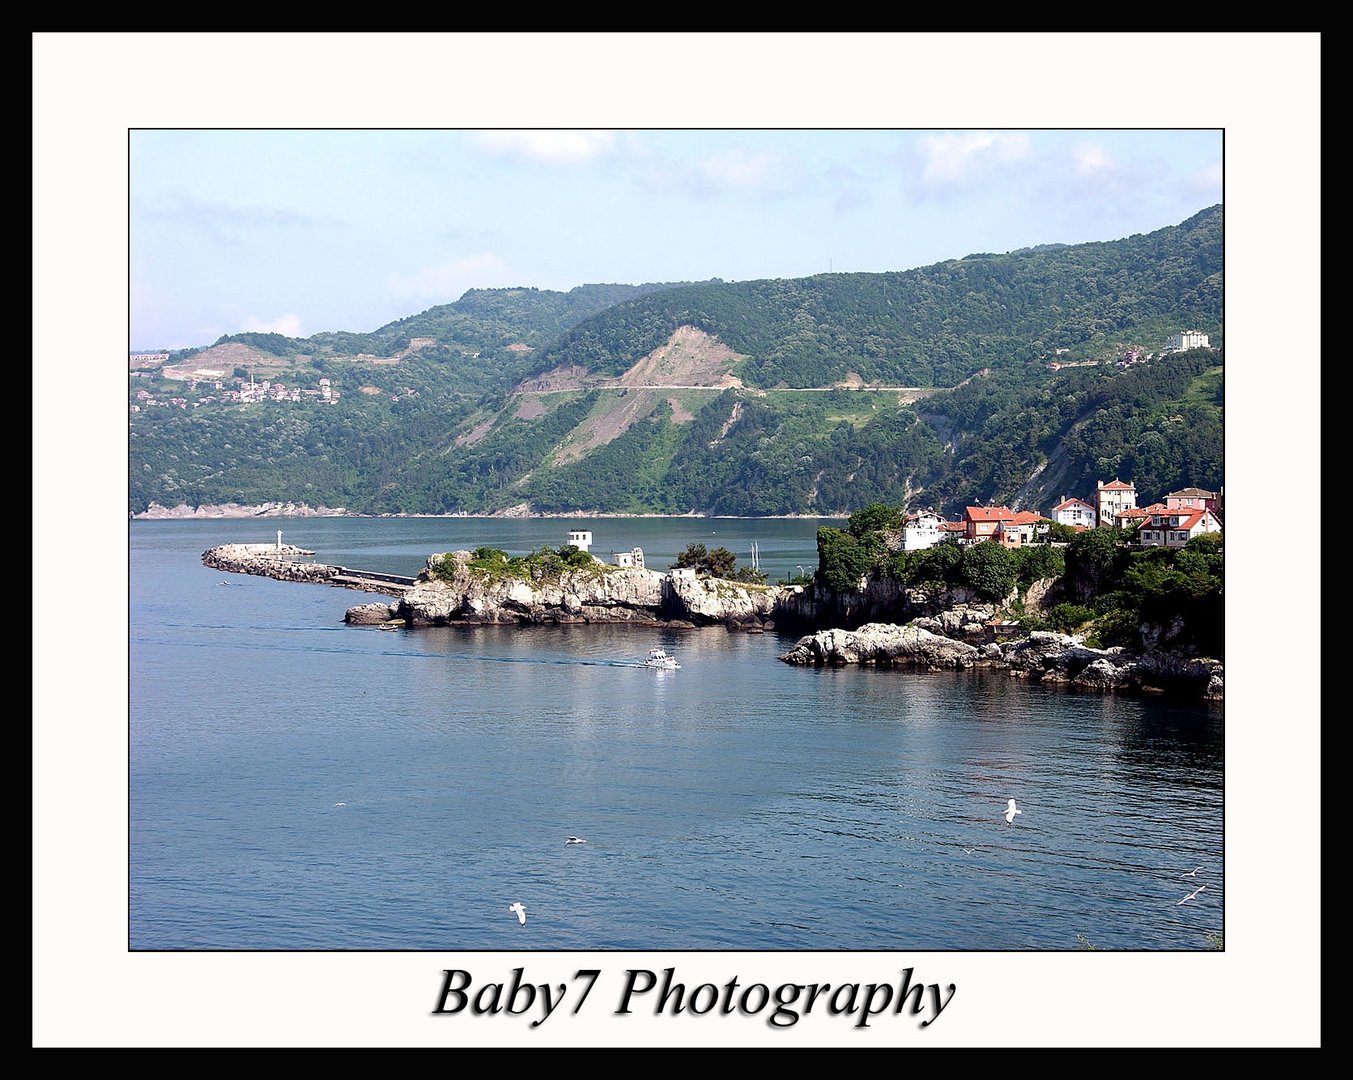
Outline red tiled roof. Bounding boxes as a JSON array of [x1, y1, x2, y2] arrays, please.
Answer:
[[1115, 508, 1152, 519], [939, 521, 966, 532], [1009, 511, 1042, 525], [1099, 479, 1136, 491], [1177, 510, 1220, 530], [1052, 498, 1094, 511], [965, 506, 1015, 522], [1166, 487, 1216, 498]]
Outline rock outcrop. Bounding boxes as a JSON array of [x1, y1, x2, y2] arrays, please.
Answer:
[[393, 550, 794, 627], [780, 619, 1223, 701], [344, 602, 400, 625], [779, 623, 982, 668]]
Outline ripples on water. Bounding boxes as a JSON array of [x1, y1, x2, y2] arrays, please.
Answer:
[[130, 519, 1223, 951]]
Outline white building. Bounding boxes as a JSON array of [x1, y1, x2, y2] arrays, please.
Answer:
[[670, 566, 697, 582], [1165, 330, 1210, 352], [902, 510, 945, 550], [1050, 497, 1096, 528], [612, 547, 645, 569], [1138, 508, 1222, 548], [1095, 479, 1137, 528], [566, 530, 593, 553]]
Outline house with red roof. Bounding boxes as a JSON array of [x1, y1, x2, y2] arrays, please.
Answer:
[[1114, 502, 1166, 532], [1051, 496, 1096, 529], [1095, 478, 1137, 527], [996, 509, 1043, 548], [963, 505, 1015, 543], [1138, 507, 1222, 548], [1164, 487, 1220, 515]]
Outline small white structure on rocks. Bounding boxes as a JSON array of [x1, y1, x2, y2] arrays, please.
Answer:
[[566, 529, 593, 553], [612, 547, 645, 569], [670, 566, 696, 581]]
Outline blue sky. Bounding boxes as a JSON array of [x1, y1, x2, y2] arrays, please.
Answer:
[[130, 128, 1222, 351]]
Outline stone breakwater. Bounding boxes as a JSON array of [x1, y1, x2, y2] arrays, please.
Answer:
[[201, 544, 411, 596], [345, 549, 796, 628], [779, 625, 1223, 701]]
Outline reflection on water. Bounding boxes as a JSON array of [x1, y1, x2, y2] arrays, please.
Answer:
[[130, 519, 1223, 950]]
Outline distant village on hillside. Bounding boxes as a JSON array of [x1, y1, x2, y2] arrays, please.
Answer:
[[903, 479, 1222, 553]]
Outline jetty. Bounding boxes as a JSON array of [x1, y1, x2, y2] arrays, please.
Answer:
[[201, 537, 416, 597]]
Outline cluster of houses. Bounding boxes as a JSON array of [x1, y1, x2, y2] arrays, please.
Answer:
[[1045, 330, 1212, 372], [902, 479, 1223, 551], [233, 375, 335, 405], [130, 375, 338, 413]]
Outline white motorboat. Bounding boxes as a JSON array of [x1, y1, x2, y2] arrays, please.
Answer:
[[644, 647, 680, 670]]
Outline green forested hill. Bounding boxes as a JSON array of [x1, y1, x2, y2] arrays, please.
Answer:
[[130, 208, 1223, 516], [526, 205, 1221, 388]]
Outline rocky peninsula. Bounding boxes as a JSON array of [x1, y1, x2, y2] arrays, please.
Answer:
[[343, 549, 789, 628], [200, 542, 1223, 702]]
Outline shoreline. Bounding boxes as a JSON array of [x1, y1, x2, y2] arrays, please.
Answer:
[[135, 503, 848, 521]]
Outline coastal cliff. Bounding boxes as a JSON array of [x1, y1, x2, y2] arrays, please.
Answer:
[[780, 624, 1223, 700]]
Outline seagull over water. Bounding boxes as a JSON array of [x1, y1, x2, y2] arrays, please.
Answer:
[[1004, 799, 1022, 824], [1182, 866, 1204, 877], [565, 836, 587, 845], [1178, 885, 1207, 905], [509, 902, 527, 926]]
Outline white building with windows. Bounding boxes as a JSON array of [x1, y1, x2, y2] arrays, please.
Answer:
[[1138, 508, 1222, 548], [902, 510, 945, 550], [612, 547, 645, 569], [1051, 497, 1096, 528], [566, 530, 593, 553], [1095, 479, 1137, 528], [1165, 330, 1210, 352]]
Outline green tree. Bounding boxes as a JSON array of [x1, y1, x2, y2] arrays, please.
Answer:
[[672, 541, 738, 578], [848, 502, 904, 539], [957, 542, 1017, 602], [816, 527, 873, 591], [1065, 527, 1126, 602]]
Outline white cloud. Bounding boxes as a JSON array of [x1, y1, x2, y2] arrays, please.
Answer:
[[470, 130, 617, 165], [1073, 141, 1115, 177], [1188, 160, 1224, 197], [697, 150, 780, 190], [242, 313, 303, 337], [387, 253, 515, 302], [917, 131, 1033, 191]]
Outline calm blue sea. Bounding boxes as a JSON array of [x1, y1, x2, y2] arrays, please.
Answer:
[[130, 517, 1223, 951]]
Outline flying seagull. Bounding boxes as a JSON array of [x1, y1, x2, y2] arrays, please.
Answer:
[[509, 902, 527, 926], [333, 802, 346, 807], [565, 836, 587, 845], [1182, 866, 1204, 877], [962, 847, 978, 855], [1004, 799, 1022, 824], [1177, 885, 1207, 905]]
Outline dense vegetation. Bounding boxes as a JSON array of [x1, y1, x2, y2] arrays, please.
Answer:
[[813, 505, 1223, 657], [130, 208, 1222, 516], [527, 206, 1221, 388], [432, 543, 605, 584], [814, 505, 1064, 599]]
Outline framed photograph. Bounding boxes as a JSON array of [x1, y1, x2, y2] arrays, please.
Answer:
[[34, 33, 1320, 1048]]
